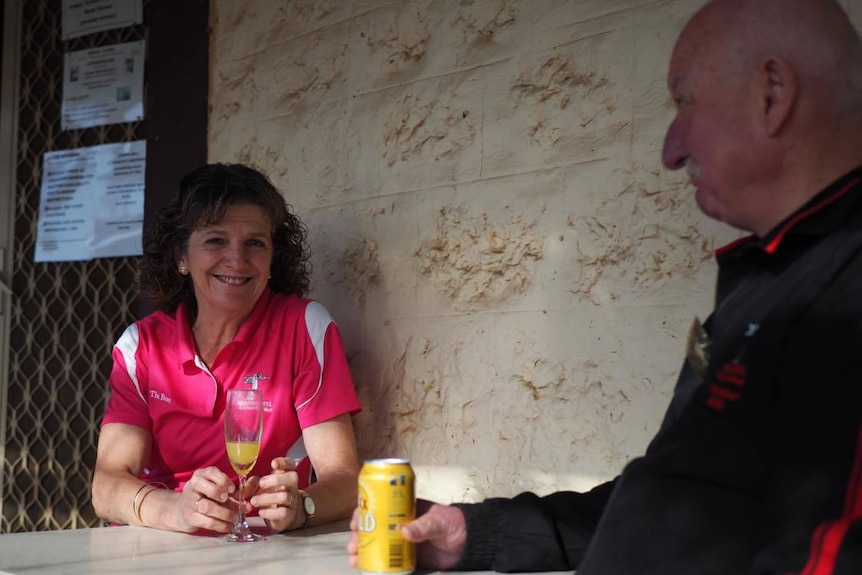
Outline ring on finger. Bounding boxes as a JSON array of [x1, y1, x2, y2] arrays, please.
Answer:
[[194, 496, 205, 513], [276, 494, 293, 510]]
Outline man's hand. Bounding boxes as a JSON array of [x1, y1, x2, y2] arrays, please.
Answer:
[[348, 498, 468, 571]]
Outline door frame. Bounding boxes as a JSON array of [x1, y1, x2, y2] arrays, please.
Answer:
[[0, 0, 21, 519]]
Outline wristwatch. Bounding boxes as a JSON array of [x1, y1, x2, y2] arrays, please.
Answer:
[[298, 490, 316, 528]]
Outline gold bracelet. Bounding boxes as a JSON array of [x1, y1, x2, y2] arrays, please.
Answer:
[[131, 484, 149, 522], [135, 486, 159, 525], [133, 485, 159, 525]]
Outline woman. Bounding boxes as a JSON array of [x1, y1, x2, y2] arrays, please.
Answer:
[[92, 163, 361, 534]]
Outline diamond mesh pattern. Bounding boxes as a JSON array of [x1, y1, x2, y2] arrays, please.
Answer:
[[1, 0, 147, 532]]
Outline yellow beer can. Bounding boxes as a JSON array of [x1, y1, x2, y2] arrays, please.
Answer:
[[357, 458, 416, 575]]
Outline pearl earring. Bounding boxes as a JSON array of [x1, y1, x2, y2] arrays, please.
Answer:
[[179, 267, 188, 275]]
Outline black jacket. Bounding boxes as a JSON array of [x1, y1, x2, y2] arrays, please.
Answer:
[[454, 167, 862, 575]]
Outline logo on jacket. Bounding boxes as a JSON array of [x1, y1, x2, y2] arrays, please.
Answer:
[[706, 362, 747, 411], [744, 323, 759, 337], [243, 372, 270, 390], [706, 321, 758, 411]]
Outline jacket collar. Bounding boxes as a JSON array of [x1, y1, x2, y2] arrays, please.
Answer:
[[716, 166, 862, 259]]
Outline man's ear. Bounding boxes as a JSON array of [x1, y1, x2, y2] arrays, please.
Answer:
[[761, 56, 798, 137]]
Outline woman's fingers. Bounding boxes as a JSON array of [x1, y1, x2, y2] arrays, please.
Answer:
[[189, 466, 235, 502], [270, 457, 297, 472], [250, 460, 301, 531], [180, 467, 238, 531]]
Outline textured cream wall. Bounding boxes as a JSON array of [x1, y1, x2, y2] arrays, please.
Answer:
[[209, 0, 862, 502]]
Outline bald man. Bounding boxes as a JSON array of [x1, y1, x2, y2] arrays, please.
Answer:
[[348, 1, 862, 573]]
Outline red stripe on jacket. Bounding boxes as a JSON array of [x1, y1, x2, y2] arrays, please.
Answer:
[[796, 425, 862, 575]]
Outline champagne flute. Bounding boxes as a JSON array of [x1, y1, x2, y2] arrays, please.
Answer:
[[223, 388, 263, 542]]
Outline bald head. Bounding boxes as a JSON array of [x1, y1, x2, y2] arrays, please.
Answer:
[[662, 0, 862, 235], [677, 0, 862, 115]]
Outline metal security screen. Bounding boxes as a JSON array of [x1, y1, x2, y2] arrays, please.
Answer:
[[1, 0, 144, 532]]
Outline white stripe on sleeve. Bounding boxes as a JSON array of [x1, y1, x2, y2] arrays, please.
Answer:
[[296, 301, 333, 411], [115, 324, 147, 405]]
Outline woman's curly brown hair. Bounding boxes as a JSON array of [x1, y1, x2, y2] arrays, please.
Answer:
[[138, 163, 311, 312]]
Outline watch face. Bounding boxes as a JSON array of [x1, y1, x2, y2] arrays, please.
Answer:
[[303, 494, 316, 515]]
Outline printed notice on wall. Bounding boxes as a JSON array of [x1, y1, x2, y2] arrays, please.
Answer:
[[62, 0, 142, 40], [62, 40, 144, 130], [35, 141, 145, 263]]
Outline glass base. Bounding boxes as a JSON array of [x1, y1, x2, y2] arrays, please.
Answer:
[[222, 522, 264, 543]]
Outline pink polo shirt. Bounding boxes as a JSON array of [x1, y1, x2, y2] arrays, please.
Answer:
[[102, 289, 361, 491]]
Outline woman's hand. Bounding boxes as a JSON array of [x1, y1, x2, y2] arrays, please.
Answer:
[[249, 457, 303, 532], [178, 466, 237, 533]]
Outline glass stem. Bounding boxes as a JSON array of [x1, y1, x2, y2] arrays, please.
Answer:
[[237, 474, 247, 531]]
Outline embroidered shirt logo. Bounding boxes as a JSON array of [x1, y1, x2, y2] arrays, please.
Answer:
[[149, 390, 172, 403], [243, 372, 270, 390]]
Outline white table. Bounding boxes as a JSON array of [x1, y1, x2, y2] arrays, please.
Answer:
[[0, 519, 350, 575], [0, 519, 575, 574]]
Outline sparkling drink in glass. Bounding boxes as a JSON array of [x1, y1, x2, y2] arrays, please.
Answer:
[[223, 388, 263, 542]]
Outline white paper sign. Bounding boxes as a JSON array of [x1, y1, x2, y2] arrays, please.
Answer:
[[62, 0, 142, 40], [35, 141, 146, 263], [62, 40, 144, 130]]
